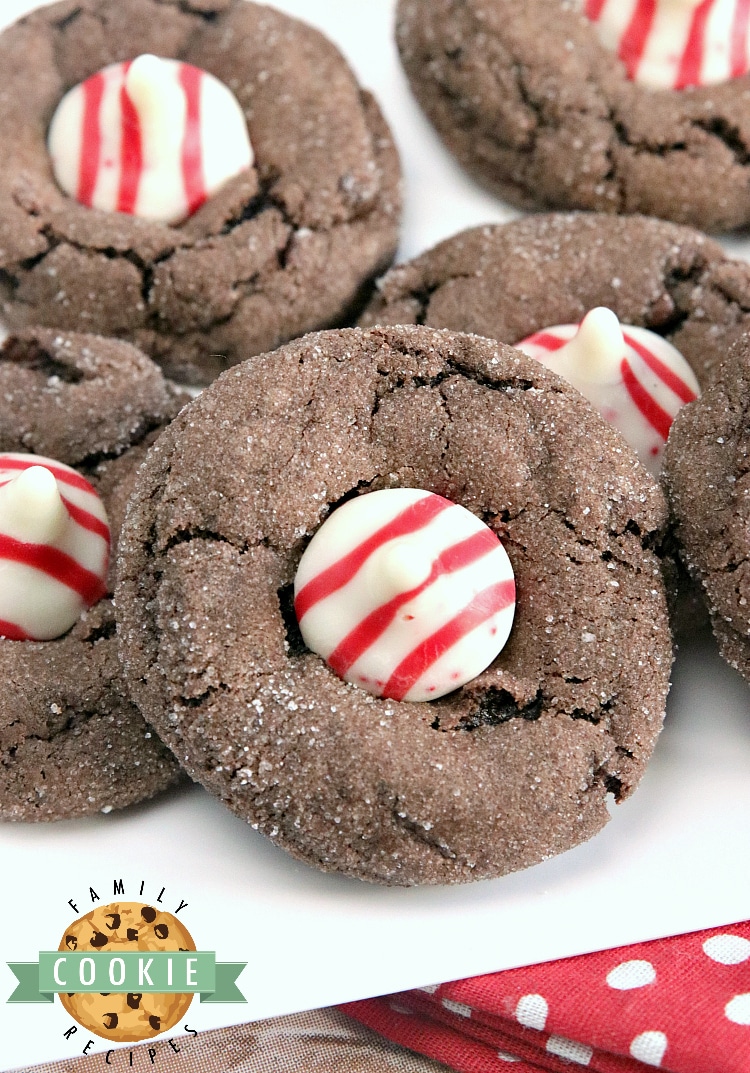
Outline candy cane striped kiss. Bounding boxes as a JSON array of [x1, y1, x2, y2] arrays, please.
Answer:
[[48, 55, 253, 224], [517, 308, 700, 475], [584, 0, 750, 89], [0, 454, 110, 641], [294, 489, 516, 703]]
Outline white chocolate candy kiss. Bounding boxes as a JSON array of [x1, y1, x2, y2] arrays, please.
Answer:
[[48, 54, 253, 224], [517, 307, 700, 475], [584, 0, 750, 89], [294, 489, 516, 702], [0, 454, 110, 641]]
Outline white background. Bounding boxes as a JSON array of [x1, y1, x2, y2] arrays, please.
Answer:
[[1, 1, 750, 1069]]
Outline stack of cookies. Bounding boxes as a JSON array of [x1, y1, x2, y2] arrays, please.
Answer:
[[1, 0, 749, 900]]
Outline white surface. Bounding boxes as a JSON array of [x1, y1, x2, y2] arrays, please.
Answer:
[[1, 1, 750, 1069]]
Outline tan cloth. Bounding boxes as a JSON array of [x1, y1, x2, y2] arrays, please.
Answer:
[[18, 1008, 451, 1073]]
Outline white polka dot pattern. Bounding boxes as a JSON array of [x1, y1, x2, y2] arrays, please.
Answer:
[[514, 993, 548, 1031], [441, 999, 471, 1018], [546, 1035, 593, 1065], [606, 959, 657, 990], [629, 1030, 668, 1066], [725, 993, 750, 1025], [345, 920, 750, 1073], [703, 934, 750, 965]]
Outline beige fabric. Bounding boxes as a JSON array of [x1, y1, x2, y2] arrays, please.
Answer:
[[16, 1008, 451, 1073]]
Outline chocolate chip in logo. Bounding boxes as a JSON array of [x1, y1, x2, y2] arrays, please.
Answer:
[[149, 1015, 161, 1031], [90, 931, 108, 948], [141, 906, 157, 923], [126, 993, 142, 1009], [65, 935, 77, 950], [126, 928, 138, 941], [105, 913, 120, 930], [102, 1012, 118, 1031], [153, 923, 169, 939]]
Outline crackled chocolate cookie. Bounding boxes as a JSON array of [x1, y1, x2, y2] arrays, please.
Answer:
[[362, 215, 750, 393], [0, 0, 400, 385], [362, 213, 745, 632], [117, 324, 671, 886], [665, 335, 750, 680], [59, 902, 195, 1043], [0, 327, 185, 821], [396, 0, 750, 231]]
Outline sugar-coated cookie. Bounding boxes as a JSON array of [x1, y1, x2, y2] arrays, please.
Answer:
[[117, 325, 671, 886], [0, 0, 400, 384], [0, 328, 185, 821], [362, 214, 750, 396], [396, 0, 750, 231], [665, 335, 750, 679]]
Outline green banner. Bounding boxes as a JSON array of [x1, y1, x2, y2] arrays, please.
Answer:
[[8, 953, 246, 1003], [6, 964, 54, 1005]]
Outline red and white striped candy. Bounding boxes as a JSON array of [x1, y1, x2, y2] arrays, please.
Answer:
[[0, 454, 110, 641], [584, 0, 750, 89], [517, 307, 700, 475], [294, 489, 516, 703], [47, 54, 253, 225]]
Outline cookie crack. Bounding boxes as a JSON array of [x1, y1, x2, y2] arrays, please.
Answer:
[[0, 336, 86, 383], [452, 688, 543, 732], [52, 6, 84, 31], [75, 412, 176, 471], [390, 801, 458, 860], [163, 527, 249, 554]]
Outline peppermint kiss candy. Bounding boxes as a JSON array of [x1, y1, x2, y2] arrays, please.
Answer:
[[0, 454, 110, 641], [584, 0, 750, 89], [517, 307, 700, 475], [294, 489, 516, 703], [48, 54, 253, 224]]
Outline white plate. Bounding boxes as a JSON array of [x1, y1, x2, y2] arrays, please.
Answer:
[[2, 1, 750, 1068]]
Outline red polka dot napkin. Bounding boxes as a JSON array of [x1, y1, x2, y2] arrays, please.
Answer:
[[340, 921, 750, 1072]]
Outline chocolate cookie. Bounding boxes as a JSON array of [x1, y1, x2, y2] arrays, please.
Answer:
[[361, 213, 750, 393], [58, 901, 195, 1043], [0, 327, 185, 821], [361, 212, 739, 633], [396, 0, 750, 232], [116, 324, 671, 886], [665, 335, 750, 680], [0, 0, 401, 385]]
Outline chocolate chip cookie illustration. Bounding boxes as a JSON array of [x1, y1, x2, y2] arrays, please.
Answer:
[[58, 902, 195, 1043]]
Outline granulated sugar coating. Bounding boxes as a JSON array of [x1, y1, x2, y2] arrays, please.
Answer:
[[0, 328, 184, 821], [0, 0, 400, 385], [396, 0, 750, 232], [666, 335, 750, 682], [361, 213, 750, 394], [117, 325, 671, 885]]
